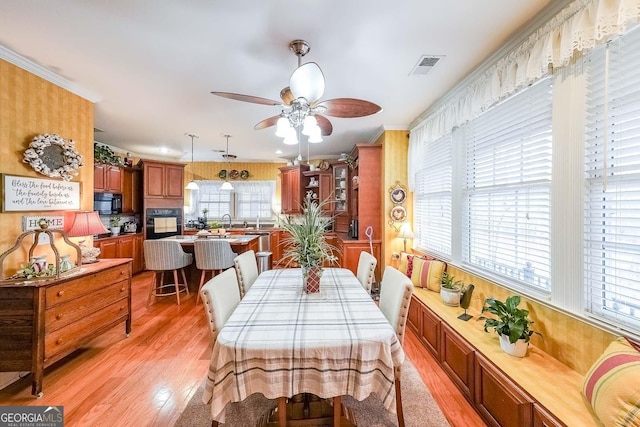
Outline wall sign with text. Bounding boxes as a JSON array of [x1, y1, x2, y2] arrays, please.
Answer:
[[2, 174, 81, 212]]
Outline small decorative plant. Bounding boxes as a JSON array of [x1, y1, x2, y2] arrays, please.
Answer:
[[94, 142, 123, 166], [478, 295, 541, 344], [109, 215, 121, 228], [440, 271, 464, 306], [441, 271, 463, 290]]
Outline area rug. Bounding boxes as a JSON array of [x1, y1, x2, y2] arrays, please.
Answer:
[[175, 358, 450, 427]]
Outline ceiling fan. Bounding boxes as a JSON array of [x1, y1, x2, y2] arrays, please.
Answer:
[[211, 40, 382, 141]]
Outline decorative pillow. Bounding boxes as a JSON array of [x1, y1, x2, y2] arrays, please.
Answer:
[[409, 258, 446, 292], [582, 337, 640, 427], [398, 252, 412, 277]]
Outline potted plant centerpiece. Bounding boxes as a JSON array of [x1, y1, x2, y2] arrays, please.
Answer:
[[440, 271, 464, 306], [280, 196, 338, 293], [478, 295, 541, 357]]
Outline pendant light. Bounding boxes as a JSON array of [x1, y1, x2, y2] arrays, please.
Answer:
[[185, 133, 199, 190], [221, 134, 234, 191]]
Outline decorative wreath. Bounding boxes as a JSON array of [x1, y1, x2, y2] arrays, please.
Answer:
[[23, 133, 83, 181]]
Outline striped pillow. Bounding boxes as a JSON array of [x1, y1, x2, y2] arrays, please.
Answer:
[[582, 337, 640, 427], [409, 258, 446, 292]]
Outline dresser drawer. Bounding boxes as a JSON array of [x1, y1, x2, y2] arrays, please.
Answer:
[[45, 279, 129, 333], [45, 299, 129, 360], [45, 264, 130, 308]]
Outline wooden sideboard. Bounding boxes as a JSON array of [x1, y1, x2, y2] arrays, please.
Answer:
[[0, 259, 132, 396]]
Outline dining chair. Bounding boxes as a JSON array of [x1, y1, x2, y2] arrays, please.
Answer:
[[200, 267, 241, 341], [143, 240, 192, 306], [234, 250, 259, 298], [193, 239, 238, 304], [356, 251, 377, 294], [379, 265, 414, 427]]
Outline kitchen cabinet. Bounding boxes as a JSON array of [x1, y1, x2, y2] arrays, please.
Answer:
[[140, 160, 185, 199], [303, 170, 333, 210], [0, 259, 131, 396], [94, 233, 145, 274], [122, 167, 142, 214], [279, 165, 310, 214], [420, 303, 441, 358], [348, 144, 382, 240], [332, 164, 348, 213], [336, 236, 381, 281], [94, 164, 123, 193], [441, 322, 475, 401]]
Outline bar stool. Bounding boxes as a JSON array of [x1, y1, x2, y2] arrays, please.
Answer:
[[194, 239, 237, 304], [143, 240, 192, 306]]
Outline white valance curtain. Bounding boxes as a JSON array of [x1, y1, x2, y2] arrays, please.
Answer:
[[408, 0, 640, 190]]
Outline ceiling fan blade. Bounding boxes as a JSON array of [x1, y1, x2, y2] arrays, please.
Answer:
[[280, 87, 294, 106], [316, 98, 382, 118], [290, 62, 325, 102], [315, 114, 333, 136], [254, 115, 281, 130], [212, 91, 281, 106]]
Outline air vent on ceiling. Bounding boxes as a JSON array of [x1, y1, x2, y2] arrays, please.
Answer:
[[409, 55, 444, 76], [222, 154, 237, 160]]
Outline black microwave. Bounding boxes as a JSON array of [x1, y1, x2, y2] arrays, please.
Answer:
[[94, 193, 122, 215]]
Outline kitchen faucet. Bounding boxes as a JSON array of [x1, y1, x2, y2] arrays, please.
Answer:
[[221, 213, 232, 229]]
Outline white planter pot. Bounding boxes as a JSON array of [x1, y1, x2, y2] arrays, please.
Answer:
[[499, 334, 529, 357], [440, 287, 461, 306], [110, 227, 120, 236]]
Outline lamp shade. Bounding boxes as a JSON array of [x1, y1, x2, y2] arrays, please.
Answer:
[[398, 222, 415, 239], [67, 211, 109, 237]]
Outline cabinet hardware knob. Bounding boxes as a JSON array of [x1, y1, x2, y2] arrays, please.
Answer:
[[56, 314, 63, 320], [120, 287, 125, 292], [56, 338, 63, 345], [57, 290, 64, 297]]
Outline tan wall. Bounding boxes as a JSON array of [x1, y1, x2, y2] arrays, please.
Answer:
[[379, 130, 411, 270], [0, 59, 94, 274], [184, 161, 287, 211]]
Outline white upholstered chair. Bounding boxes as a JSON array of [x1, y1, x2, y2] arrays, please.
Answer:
[[200, 267, 241, 341], [356, 251, 378, 293], [379, 265, 414, 427], [234, 250, 259, 298], [194, 239, 238, 304], [143, 240, 192, 306]]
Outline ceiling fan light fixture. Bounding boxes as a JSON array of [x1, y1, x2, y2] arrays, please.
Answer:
[[283, 127, 298, 145], [309, 127, 323, 143], [301, 115, 317, 136], [275, 116, 291, 137]]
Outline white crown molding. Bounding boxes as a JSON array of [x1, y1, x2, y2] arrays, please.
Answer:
[[0, 44, 102, 103]]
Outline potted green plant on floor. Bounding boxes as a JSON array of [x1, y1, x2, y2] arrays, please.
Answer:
[[440, 271, 464, 306], [280, 195, 338, 293], [478, 295, 541, 357]]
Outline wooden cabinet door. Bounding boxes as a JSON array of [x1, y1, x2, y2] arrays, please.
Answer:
[[440, 322, 475, 401], [144, 163, 165, 197], [341, 241, 381, 281], [98, 240, 118, 259], [94, 164, 107, 192], [121, 169, 141, 214], [533, 404, 564, 427], [165, 164, 184, 198], [133, 234, 144, 273], [280, 169, 293, 213], [420, 304, 441, 358], [117, 235, 135, 259], [475, 352, 533, 427], [318, 172, 333, 210], [407, 296, 421, 335], [106, 166, 123, 193]]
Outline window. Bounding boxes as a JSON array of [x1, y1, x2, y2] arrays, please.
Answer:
[[585, 27, 640, 332], [462, 77, 553, 292], [191, 181, 276, 220], [414, 133, 452, 258]]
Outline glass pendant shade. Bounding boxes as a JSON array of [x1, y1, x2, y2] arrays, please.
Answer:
[[283, 127, 298, 145], [308, 128, 323, 143], [302, 115, 317, 136], [275, 116, 290, 137], [221, 181, 233, 191], [186, 181, 199, 190]]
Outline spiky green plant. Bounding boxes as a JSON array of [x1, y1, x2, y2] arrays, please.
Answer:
[[478, 295, 541, 344], [280, 195, 339, 271]]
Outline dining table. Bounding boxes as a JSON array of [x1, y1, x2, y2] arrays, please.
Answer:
[[202, 267, 405, 425]]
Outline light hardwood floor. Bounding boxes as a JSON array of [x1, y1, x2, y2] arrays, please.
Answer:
[[0, 270, 485, 426]]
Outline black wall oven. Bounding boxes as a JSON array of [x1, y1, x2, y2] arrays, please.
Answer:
[[145, 208, 183, 239]]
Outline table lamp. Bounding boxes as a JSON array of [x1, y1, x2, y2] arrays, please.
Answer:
[[66, 211, 109, 263], [398, 222, 415, 253]]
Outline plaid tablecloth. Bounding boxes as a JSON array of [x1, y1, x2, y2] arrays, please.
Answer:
[[202, 268, 405, 422]]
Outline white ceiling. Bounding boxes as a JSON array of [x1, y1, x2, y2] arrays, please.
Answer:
[[0, 1, 559, 163]]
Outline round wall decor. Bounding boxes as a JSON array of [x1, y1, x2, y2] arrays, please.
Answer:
[[390, 206, 407, 222], [23, 134, 83, 181]]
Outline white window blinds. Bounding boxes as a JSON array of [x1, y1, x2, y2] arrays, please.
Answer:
[[414, 134, 452, 258], [462, 77, 553, 292], [585, 26, 640, 333]]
